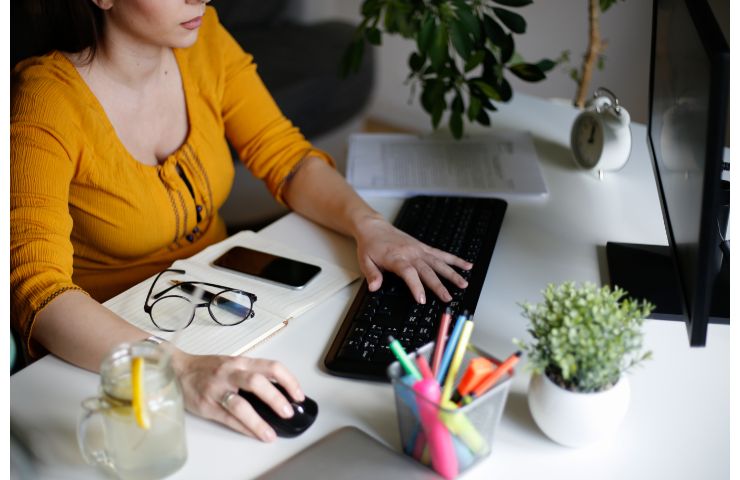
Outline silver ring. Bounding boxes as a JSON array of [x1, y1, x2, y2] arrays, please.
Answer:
[[220, 391, 237, 410]]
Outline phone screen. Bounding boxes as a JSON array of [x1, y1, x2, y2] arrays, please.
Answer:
[[212, 246, 322, 289]]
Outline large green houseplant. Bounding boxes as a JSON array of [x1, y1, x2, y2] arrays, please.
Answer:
[[341, 0, 556, 138], [516, 282, 653, 446]]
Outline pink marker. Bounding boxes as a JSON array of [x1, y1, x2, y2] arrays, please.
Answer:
[[413, 379, 458, 479]]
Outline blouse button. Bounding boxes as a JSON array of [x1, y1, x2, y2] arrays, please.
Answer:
[[192, 227, 200, 234], [196, 205, 203, 213], [186, 234, 194, 242]]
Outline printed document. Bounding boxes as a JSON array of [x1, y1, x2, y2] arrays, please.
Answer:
[[346, 132, 548, 199]]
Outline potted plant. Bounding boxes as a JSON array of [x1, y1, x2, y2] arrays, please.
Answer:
[[341, 0, 556, 138], [515, 282, 653, 447]]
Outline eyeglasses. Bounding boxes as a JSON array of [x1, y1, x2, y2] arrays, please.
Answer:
[[144, 269, 257, 332]]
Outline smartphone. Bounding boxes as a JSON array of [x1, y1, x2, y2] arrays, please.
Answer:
[[212, 246, 321, 289]]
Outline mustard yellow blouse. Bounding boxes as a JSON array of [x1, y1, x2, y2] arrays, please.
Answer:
[[10, 7, 332, 355]]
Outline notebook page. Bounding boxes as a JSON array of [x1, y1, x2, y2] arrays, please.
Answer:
[[104, 274, 288, 356], [104, 231, 360, 356]]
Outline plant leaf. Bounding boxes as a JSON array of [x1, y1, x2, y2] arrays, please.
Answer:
[[476, 107, 491, 125], [339, 38, 365, 77], [498, 78, 512, 101], [600, 0, 624, 13], [464, 50, 485, 72], [492, 0, 533, 6], [467, 94, 482, 121], [454, 1, 481, 41], [450, 20, 472, 59], [365, 27, 382, 46], [509, 62, 546, 82], [431, 99, 445, 129], [452, 92, 464, 114], [418, 13, 435, 52], [408, 51, 426, 72], [499, 33, 514, 63], [383, 4, 399, 33], [493, 7, 527, 34], [449, 111, 463, 139], [536, 58, 557, 73], [483, 15, 506, 45], [472, 80, 502, 101], [429, 23, 449, 70], [361, 0, 382, 17]]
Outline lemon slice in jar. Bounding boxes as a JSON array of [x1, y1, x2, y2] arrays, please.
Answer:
[[131, 356, 151, 430]]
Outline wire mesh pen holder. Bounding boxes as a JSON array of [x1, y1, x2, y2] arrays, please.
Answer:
[[387, 342, 513, 478]]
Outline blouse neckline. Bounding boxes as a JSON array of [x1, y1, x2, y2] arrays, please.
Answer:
[[54, 49, 195, 172]]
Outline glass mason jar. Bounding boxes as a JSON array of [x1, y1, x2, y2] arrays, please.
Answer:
[[77, 341, 187, 479]]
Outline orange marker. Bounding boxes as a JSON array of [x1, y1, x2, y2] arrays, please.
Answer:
[[450, 357, 496, 403], [464, 351, 521, 402]]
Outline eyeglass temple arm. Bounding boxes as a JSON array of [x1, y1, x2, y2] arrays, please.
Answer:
[[145, 269, 187, 308]]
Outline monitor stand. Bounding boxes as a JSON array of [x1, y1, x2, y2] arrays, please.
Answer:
[[605, 242, 729, 323]]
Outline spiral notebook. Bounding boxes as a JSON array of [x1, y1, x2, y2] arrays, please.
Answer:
[[104, 231, 359, 356]]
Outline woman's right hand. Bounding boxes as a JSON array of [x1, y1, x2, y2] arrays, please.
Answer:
[[172, 351, 304, 442]]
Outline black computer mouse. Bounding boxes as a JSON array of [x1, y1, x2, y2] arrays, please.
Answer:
[[238, 383, 318, 438]]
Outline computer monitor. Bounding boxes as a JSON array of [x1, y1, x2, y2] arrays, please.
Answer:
[[605, 0, 729, 347]]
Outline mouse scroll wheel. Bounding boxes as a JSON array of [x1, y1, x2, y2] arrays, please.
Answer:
[[295, 405, 304, 414]]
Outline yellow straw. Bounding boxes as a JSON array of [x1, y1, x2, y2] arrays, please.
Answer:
[[132, 357, 150, 430]]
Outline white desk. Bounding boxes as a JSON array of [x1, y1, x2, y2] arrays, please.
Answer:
[[10, 94, 730, 479]]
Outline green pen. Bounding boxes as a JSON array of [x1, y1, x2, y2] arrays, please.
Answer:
[[388, 336, 423, 381]]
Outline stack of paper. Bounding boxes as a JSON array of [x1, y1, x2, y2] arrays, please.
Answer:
[[346, 132, 548, 199]]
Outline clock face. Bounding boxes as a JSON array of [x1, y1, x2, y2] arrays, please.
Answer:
[[571, 113, 604, 169]]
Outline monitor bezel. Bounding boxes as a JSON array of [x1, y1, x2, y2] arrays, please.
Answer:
[[645, 0, 729, 346]]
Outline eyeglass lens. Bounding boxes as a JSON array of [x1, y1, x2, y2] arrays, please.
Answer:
[[150, 286, 253, 331], [150, 296, 196, 332]]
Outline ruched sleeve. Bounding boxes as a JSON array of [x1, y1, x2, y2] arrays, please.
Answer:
[[205, 10, 335, 204], [10, 75, 88, 357]]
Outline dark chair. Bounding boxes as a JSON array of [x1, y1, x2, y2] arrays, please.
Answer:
[[211, 0, 375, 231]]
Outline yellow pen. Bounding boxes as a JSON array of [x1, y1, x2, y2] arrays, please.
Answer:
[[441, 317, 475, 403]]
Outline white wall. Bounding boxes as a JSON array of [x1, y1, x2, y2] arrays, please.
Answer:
[[294, 0, 653, 130]]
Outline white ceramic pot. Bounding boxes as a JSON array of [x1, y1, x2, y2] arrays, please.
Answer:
[[528, 372, 630, 447]]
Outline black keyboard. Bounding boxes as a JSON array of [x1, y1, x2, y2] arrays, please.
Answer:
[[324, 196, 507, 381]]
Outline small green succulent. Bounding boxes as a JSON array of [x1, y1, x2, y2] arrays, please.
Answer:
[[515, 282, 653, 393]]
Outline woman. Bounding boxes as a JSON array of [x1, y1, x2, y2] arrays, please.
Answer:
[[10, 0, 471, 442]]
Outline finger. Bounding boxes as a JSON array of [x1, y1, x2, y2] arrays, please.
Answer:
[[253, 358, 304, 402], [359, 255, 383, 291], [231, 357, 304, 402], [394, 263, 426, 304], [430, 258, 469, 289], [233, 372, 298, 420], [198, 393, 254, 438], [414, 261, 451, 302], [428, 246, 473, 270], [222, 394, 277, 442]]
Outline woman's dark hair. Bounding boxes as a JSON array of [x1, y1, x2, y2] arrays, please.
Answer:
[[13, 0, 105, 65]]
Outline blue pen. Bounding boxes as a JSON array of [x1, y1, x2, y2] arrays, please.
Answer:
[[436, 312, 468, 384]]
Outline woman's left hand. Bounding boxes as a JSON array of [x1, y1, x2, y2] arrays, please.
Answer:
[[353, 213, 472, 304]]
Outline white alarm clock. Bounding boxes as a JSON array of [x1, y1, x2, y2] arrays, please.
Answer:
[[570, 88, 632, 177]]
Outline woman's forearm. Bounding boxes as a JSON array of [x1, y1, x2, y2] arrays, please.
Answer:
[[282, 157, 382, 239], [32, 290, 157, 372], [281, 156, 471, 303]]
